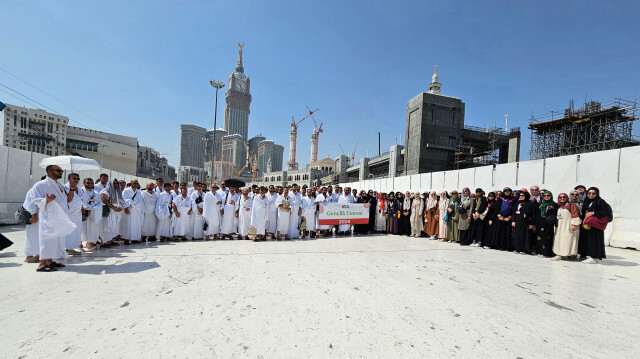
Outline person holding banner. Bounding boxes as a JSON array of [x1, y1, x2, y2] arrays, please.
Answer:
[[301, 188, 317, 238], [337, 187, 356, 235], [315, 187, 331, 236]]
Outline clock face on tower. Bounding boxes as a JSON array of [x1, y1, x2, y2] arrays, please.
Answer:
[[236, 80, 246, 91]]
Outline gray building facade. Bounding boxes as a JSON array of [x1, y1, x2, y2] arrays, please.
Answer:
[[179, 124, 207, 168]]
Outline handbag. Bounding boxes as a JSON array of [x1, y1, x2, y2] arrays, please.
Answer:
[[15, 205, 32, 224], [102, 204, 111, 217], [444, 211, 449, 223], [583, 216, 610, 231]]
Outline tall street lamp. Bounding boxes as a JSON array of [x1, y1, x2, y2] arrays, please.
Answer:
[[209, 79, 225, 180]]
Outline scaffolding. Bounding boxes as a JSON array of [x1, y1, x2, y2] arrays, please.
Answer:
[[529, 98, 638, 160], [453, 126, 508, 170]]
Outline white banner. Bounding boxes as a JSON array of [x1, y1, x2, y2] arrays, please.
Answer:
[[318, 202, 370, 225]]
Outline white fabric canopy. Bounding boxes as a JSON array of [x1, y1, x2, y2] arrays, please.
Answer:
[[39, 156, 101, 171]]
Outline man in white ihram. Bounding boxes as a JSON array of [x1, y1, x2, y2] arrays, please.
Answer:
[[30, 164, 76, 272], [250, 186, 269, 241], [121, 179, 143, 245], [80, 177, 102, 250], [203, 183, 223, 240], [287, 184, 303, 239], [141, 182, 158, 241]]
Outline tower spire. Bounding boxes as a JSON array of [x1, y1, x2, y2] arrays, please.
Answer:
[[427, 64, 442, 95], [236, 41, 245, 72]]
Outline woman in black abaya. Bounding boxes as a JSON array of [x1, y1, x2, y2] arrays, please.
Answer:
[[578, 187, 612, 264], [511, 190, 535, 254]]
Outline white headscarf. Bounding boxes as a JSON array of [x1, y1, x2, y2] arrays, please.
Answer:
[[426, 191, 437, 210]]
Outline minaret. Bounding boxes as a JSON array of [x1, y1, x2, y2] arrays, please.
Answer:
[[427, 65, 442, 95], [310, 122, 318, 164], [287, 122, 297, 170]]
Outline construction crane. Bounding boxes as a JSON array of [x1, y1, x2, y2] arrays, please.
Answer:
[[351, 142, 358, 165], [288, 106, 319, 170], [235, 141, 258, 180], [311, 119, 324, 163]]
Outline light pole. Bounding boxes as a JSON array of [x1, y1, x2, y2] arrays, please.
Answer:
[[100, 143, 106, 169], [209, 79, 225, 180]]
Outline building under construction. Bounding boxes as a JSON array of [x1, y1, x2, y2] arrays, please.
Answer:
[[453, 126, 521, 170], [529, 98, 638, 160]]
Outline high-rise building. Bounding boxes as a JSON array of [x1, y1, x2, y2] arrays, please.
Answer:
[[206, 128, 228, 163], [256, 140, 284, 178], [248, 134, 265, 157], [224, 43, 252, 141], [179, 124, 207, 168], [1, 103, 68, 156], [221, 134, 246, 175]]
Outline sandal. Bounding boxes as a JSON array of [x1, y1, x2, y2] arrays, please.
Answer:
[[50, 261, 66, 268], [36, 265, 57, 272], [24, 256, 39, 263]]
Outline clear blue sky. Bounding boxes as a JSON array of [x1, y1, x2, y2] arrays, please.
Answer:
[[1, 0, 639, 169]]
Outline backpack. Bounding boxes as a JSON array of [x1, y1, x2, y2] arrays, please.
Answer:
[[500, 199, 512, 217]]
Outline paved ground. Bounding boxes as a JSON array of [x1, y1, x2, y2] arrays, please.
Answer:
[[1, 225, 639, 358]]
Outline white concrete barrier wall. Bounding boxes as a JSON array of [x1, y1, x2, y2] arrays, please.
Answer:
[[338, 146, 640, 250], [0, 146, 156, 224]]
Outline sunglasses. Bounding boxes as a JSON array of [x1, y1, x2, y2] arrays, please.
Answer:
[[558, 196, 567, 198], [52, 169, 63, 173], [543, 194, 552, 197], [570, 194, 579, 196]]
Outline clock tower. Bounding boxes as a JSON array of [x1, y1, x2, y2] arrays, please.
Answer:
[[223, 42, 252, 141]]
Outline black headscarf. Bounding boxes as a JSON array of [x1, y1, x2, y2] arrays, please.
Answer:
[[518, 191, 530, 203]]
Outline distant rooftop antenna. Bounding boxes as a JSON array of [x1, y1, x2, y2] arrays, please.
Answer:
[[504, 114, 510, 132]]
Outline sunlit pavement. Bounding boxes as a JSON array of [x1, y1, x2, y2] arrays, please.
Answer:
[[1, 224, 639, 358]]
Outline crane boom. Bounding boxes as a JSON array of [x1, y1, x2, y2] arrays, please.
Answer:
[[288, 106, 319, 171]]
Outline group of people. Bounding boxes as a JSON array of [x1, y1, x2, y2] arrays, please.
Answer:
[[20, 164, 613, 272], [373, 185, 612, 264]]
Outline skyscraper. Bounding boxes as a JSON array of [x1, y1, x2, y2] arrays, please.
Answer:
[[179, 124, 207, 168], [224, 42, 252, 141]]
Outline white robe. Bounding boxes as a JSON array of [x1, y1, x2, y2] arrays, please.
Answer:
[[191, 191, 205, 239], [287, 192, 303, 238], [203, 191, 222, 236], [172, 194, 192, 237], [81, 188, 102, 244], [31, 177, 74, 260], [315, 194, 330, 230], [155, 192, 173, 237], [121, 188, 143, 241], [100, 189, 122, 242], [141, 190, 158, 237], [250, 195, 268, 235], [236, 196, 253, 236], [275, 194, 290, 234], [302, 195, 317, 231], [221, 192, 240, 235], [266, 192, 278, 233], [64, 183, 85, 249], [22, 187, 40, 256], [338, 194, 356, 232]]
